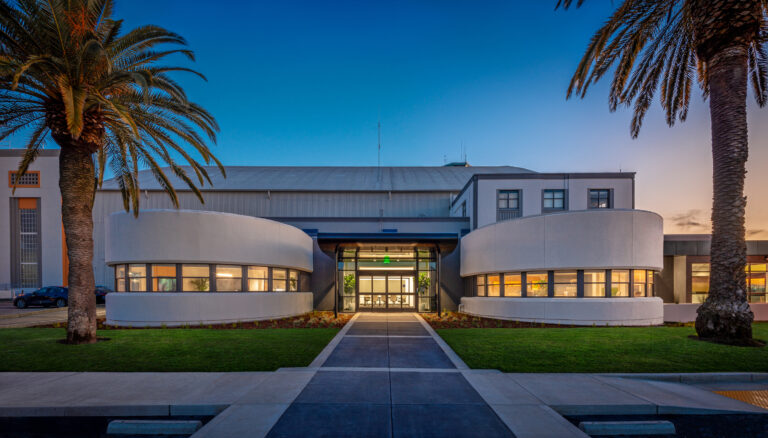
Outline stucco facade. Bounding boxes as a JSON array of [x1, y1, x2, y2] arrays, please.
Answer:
[[5, 151, 761, 326], [106, 210, 313, 271], [460, 209, 663, 276]]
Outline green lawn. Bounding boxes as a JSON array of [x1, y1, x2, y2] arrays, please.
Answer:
[[437, 323, 768, 373], [0, 328, 338, 372]]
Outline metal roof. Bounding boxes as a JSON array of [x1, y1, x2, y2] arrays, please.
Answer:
[[100, 165, 534, 192]]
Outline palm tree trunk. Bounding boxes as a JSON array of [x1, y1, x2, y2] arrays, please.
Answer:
[[59, 145, 97, 344], [694, 44, 754, 342]]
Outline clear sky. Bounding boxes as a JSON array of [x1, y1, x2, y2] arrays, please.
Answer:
[[29, 1, 768, 236]]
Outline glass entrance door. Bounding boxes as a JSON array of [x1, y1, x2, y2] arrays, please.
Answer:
[[358, 273, 416, 311], [338, 245, 437, 313]]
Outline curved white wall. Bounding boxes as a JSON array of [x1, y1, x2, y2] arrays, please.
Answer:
[[461, 297, 664, 326], [107, 292, 314, 327], [105, 210, 313, 272], [460, 209, 663, 276]]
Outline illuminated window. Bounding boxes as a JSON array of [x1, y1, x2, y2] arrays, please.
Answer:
[[487, 274, 501, 296], [611, 270, 630, 297], [182, 264, 210, 291], [476, 275, 486, 297], [115, 265, 126, 292], [527, 272, 549, 297], [543, 190, 565, 211], [647, 270, 655, 296], [127, 264, 146, 291], [151, 264, 176, 292], [747, 263, 766, 303], [273, 268, 287, 291], [503, 273, 522, 296], [632, 270, 647, 297], [289, 270, 299, 291], [691, 263, 709, 303], [248, 266, 268, 292], [554, 271, 577, 297], [584, 270, 605, 297], [216, 265, 242, 291]]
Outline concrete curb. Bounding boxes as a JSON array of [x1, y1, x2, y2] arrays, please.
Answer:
[[414, 313, 470, 370], [0, 403, 229, 418], [307, 313, 360, 368], [599, 372, 768, 383]]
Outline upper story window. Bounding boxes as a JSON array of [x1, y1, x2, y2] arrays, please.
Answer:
[[460, 201, 467, 217], [8, 171, 40, 188], [497, 190, 521, 221], [589, 189, 612, 209], [542, 189, 566, 211]]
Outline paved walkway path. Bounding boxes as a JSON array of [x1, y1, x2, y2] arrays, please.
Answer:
[[0, 304, 105, 328], [1, 312, 766, 437], [259, 312, 511, 437]]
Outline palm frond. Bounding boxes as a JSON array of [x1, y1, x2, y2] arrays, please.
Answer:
[[0, 0, 221, 212], [564, 0, 766, 136]]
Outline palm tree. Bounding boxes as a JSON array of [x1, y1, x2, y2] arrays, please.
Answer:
[[0, 0, 223, 344], [559, 0, 766, 343]]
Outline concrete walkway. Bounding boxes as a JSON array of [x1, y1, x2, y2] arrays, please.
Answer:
[[0, 303, 105, 328], [194, 313, 768, 437], [258, 313, 511, 438], [0, 312, 767, 437]]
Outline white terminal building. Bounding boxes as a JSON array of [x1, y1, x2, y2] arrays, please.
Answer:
[[1, 149, 766, 326]]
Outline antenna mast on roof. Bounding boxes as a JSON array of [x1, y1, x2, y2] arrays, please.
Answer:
[[377, 118, 381, 169], [377, 112, 382, 182]]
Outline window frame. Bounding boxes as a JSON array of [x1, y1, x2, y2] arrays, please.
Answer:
[[215, 264, 243, 292], [10, 198, 42, 289], [526, 272, 549, 297], [583, 270, 606, 298], [632, 269, 647, 297], [115, 264, 126, 292], [747, 262, 766, 303], [553, 271, 578, 297], [288, 270, 299, 292], [496, 189, 522, 221], [611, 269, 630, 297], [487, 274, 501, 297], [151, 263, 177, 292], [688, 258, 711, 304], [542, 189, 567, 212], [502, 273, 522, 297], [476, 275, 486, 297], [272, 268, 288, 292], [181, 264, 211, 292], [588, 189, 612, 209], [247, 266, 269, 292], [127, 264, 147, 292]]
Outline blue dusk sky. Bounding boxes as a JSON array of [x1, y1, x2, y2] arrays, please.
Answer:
[[24, 1, 768, 236]]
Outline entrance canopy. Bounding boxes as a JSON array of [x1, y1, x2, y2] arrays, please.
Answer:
[[317, 232, 458, 254]]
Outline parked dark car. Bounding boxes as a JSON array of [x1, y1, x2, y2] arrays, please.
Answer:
[[95, 285, 113, 304], [13, 287, 69, 309]]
